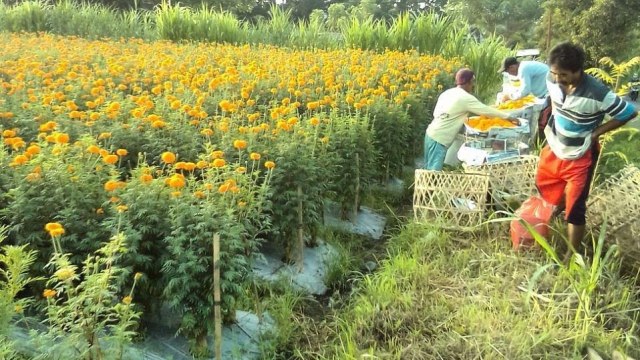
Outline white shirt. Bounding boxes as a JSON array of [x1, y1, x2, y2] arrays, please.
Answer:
[[427, 87, 512, 147]]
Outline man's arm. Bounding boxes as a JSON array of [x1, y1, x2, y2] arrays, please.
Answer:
[[464, 93, 517, 120], [593, 91, 638, 140]]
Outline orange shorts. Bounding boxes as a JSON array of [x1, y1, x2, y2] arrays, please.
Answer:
[[535, 145, 599, 225]]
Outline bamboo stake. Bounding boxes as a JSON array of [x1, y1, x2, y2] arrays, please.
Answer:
[[297, 185, 304, 273], [213, 233, 222, 359], [354, 153, 360, 221]]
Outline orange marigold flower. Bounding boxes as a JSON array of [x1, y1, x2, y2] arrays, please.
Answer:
[[2, 129, 16, 138], [249, 152, 261, 161], [161, 151, 176, 164], [210, 150, 224, 159], [54, 133, 69, 144], [196, 160, 208, 169], [168, 174, 185, 188], [43, 289, 57, 299], [194, 190, 206, 199], [212, 158, 226, 168], [104, 180, 121, 192], [264, 161, 276, 169], [140, 174, 153, 183], [26, 144, 41, 156], [233, 139, 248, 150], [86, 145, 100, 154], [10, 154, 29, 166], [116, 148, 128, 156], [103, 154, 119, 165]]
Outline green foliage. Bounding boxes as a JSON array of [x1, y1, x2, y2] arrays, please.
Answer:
[[586, 56, 640, 94], [30, 233, 141, 360], [155, 1, 194, 42], [266, 137, 325, 262], [537, 0, 640, 64], [321, 114, 377, 219], [0, 227, 38, 359]]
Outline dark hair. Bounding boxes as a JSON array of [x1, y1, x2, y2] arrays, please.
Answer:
[[548, 42, 586, 72]]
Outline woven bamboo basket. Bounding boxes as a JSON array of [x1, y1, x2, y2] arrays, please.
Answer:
[[463, 155, 539, 210], [413, 169, 490, 230], [587, 165, 640, 266]]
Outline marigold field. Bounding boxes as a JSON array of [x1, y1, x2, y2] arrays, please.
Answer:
[[0, 32, 459, 352]]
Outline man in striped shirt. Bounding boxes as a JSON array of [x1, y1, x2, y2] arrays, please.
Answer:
[[537, 42, 637, 260]]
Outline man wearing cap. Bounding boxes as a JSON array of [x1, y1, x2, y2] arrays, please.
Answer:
[[424, 68, 517, 171], [500, 57, 550, 101]]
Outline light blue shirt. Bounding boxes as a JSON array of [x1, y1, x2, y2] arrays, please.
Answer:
[[515, 60, 549, 99]]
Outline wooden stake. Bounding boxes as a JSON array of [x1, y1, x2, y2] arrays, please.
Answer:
[[297, 185, 304, 273], [354, 153, 360, 221], [213, 233, 222, 359]]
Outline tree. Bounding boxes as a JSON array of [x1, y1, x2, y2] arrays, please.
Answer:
[[445, 0, 543, 48], [536, 0, 640, 64], [327, 3, 349, 30]]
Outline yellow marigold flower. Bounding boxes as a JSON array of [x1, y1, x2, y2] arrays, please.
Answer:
[[233, 139, 248, 150], [171, 191, 182, 197], [110, 196, 120, 203], [103, 154, 119, 165], [264, 161, 276, 169], [54, 267, 75, 281], [194, 190, 206, 199], [43, 289, 57, 299], [86, 145, 100, 154], [122, 296, 132, 305], [45, 222, 64, 237], [14, 304, 23, 314], [170, 100, 181, 110], [175, 161, 187, 170], [134, 272, 143, 281], [218, 183, 230, 193], [310, 117, 320, 126], [10, 154, 29, 166], [212, 158, 226, 168], [236, 166, 246, 174], [96, 208, 104, 215], [54, 133, 69, 144], [211, 150, 224, 159], [2, 129, 16, 138], [321, 136, 329, 144], [168, 174, 185, 188], [104, 180, 121, 192], [116, 148, 128, 156], [161, 151, 176, 164], [249, 152, 261, 161], [98, 132, 111, 140], [183, 162, 196, 171], [140, 174, 153, 184], [99, 149, 109, 157], [200, 128, 214, 136], [196, 160, 208, 169], [116, 205, 128, 213], [151, 120, 166, 129], [26, 144, 40, 156]]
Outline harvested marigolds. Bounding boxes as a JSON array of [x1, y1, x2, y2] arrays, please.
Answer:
[[466, 116, 516, 132]]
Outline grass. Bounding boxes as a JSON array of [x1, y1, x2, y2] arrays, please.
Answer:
[[280, 221, 640, 359]]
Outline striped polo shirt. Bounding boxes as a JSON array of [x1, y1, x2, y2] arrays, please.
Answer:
[[545, 73, 637, 159]]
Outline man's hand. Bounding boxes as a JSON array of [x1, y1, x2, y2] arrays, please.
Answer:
[[507, 116, 520, 126], [501, 93, 511, 103]]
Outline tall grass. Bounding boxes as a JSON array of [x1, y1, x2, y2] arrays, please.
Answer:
[[190, 5, 247, 44], [155, 1, 194, 42], [1, 0, 48, 33]]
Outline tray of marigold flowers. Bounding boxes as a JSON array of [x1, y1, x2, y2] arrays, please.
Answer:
[[496, 94, 536, 111], [465, 115, 521, 134]]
